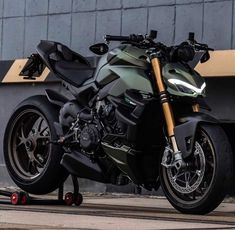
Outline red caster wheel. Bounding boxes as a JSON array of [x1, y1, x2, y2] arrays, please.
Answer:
[[19, 192, 29, 205], [64, 192, 74, 206], [74, 193, 83, 206], [11, 192, 21, 205]]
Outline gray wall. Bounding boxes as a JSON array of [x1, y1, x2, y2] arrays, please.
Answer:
[[0, 0, 234, 60]]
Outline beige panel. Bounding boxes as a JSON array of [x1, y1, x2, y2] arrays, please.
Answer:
[[2, 50, 235, 83], [2, 59, 50, 83], [195, 50, 235, 77]]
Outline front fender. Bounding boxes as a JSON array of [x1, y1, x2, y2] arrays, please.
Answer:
[[174, 112, 218, 158]]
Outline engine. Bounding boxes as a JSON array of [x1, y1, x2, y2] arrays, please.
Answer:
[[80, 124, 100, 152], [58, 92, 161, 188], [58, 99, 133, 186], [59, 99, 118, 154]]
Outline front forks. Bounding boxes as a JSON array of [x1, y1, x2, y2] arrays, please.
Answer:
[[151, 56, 184, 169], [151, 57, 178, 151]]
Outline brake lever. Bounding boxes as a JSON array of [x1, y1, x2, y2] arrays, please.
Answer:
[[207, 47, 214, 51], [194, 42, 214, 51], [194, 43, 212, 52]]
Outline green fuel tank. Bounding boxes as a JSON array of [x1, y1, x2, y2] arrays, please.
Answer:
[[94, 45, 153, 96]]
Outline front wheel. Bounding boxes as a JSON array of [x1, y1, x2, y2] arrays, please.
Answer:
[[160, 124, 233, 214]]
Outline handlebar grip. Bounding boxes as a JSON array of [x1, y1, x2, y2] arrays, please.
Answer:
[[105, 35, 130, 42], [105, 34, 145, 42]]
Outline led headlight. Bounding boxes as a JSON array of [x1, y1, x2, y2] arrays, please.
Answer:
[[168, 79, 206, 95]]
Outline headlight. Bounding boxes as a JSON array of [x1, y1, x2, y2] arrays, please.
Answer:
[[175, 84, 195, 94], [168, 79, 206, 95]]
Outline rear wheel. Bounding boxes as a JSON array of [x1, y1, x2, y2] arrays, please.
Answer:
[[4, 96, 68, 195], [160, 124, 233, 214]]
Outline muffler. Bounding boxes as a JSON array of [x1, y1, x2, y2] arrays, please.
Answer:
[[61, 151, 107, 183]]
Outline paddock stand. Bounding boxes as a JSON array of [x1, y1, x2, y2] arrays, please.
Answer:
[[0, 174, 83, 206]]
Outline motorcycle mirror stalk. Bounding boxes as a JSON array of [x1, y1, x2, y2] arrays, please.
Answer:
[[148, 30, 157, 40], [188, 32, 195, 42]]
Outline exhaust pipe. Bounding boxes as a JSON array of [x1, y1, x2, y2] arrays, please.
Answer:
[[61, 151, 107, 183]]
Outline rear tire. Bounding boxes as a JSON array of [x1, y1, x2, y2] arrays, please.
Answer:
[[4, 95, 68, 195], [160, 124, 233, 214]]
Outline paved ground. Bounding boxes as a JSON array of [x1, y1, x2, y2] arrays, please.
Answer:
[[0, 194, 235, 229]]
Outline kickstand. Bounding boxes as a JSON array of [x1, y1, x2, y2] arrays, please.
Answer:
[[72, 175, 79, 197], [58, 183, 64, 201]]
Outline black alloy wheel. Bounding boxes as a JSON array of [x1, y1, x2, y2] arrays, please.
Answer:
[[4, 96, 68, 194]]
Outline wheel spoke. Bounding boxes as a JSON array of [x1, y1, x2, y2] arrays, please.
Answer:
[[33, 157, 44, 168], [184, 171, 191, 185], [27, 160, 32, 173], [16, 141, 24, 148], [37, 134, 50, 139], [31, 161, 39, 174], [18, 124, 27, 145], [27, 161, 38, 174], [197, 187, 204, 196], [176, 178, 186, 184], [173, 171, 184, 180], [40, 126, 49, 135], [36, 117, 44, 133], [189, 171, 197, 183], [192, 191, 196, 199]]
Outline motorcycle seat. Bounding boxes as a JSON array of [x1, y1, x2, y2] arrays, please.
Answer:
[[54, 60, 94, 87], [37, 40, 94, 87]]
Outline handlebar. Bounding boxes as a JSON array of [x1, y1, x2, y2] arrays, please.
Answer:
[[105, 33, 213, 51], [104, 31, 213, 63], [105, 35, 130, 42], [105, 34, 145, 42]]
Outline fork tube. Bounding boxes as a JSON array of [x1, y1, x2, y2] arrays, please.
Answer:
[[151, 56, 179, 152], [192, 103, 200, 112]]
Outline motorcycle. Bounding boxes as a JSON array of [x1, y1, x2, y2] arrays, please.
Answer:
[[4, 30, 234, 214]]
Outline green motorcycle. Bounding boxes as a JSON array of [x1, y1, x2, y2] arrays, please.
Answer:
[[4, 31, 233, 214]]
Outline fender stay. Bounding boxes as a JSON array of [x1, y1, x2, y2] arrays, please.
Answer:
[[45, 89, 69, 107]]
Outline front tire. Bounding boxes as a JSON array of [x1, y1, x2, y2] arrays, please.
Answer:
[[4, 95, 68, 195], [160, 124, 233, 214]]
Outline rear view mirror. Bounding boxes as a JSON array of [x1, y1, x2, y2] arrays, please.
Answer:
[[89, 43, 109, 55], [200, 51, 210, 63]]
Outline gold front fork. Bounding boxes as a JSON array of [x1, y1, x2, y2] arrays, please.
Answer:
[[151, 57, 179, 152], [192, 103, 200, 112]]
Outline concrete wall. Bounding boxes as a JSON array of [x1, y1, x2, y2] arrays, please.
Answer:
[[0, 0, 233, 60]]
